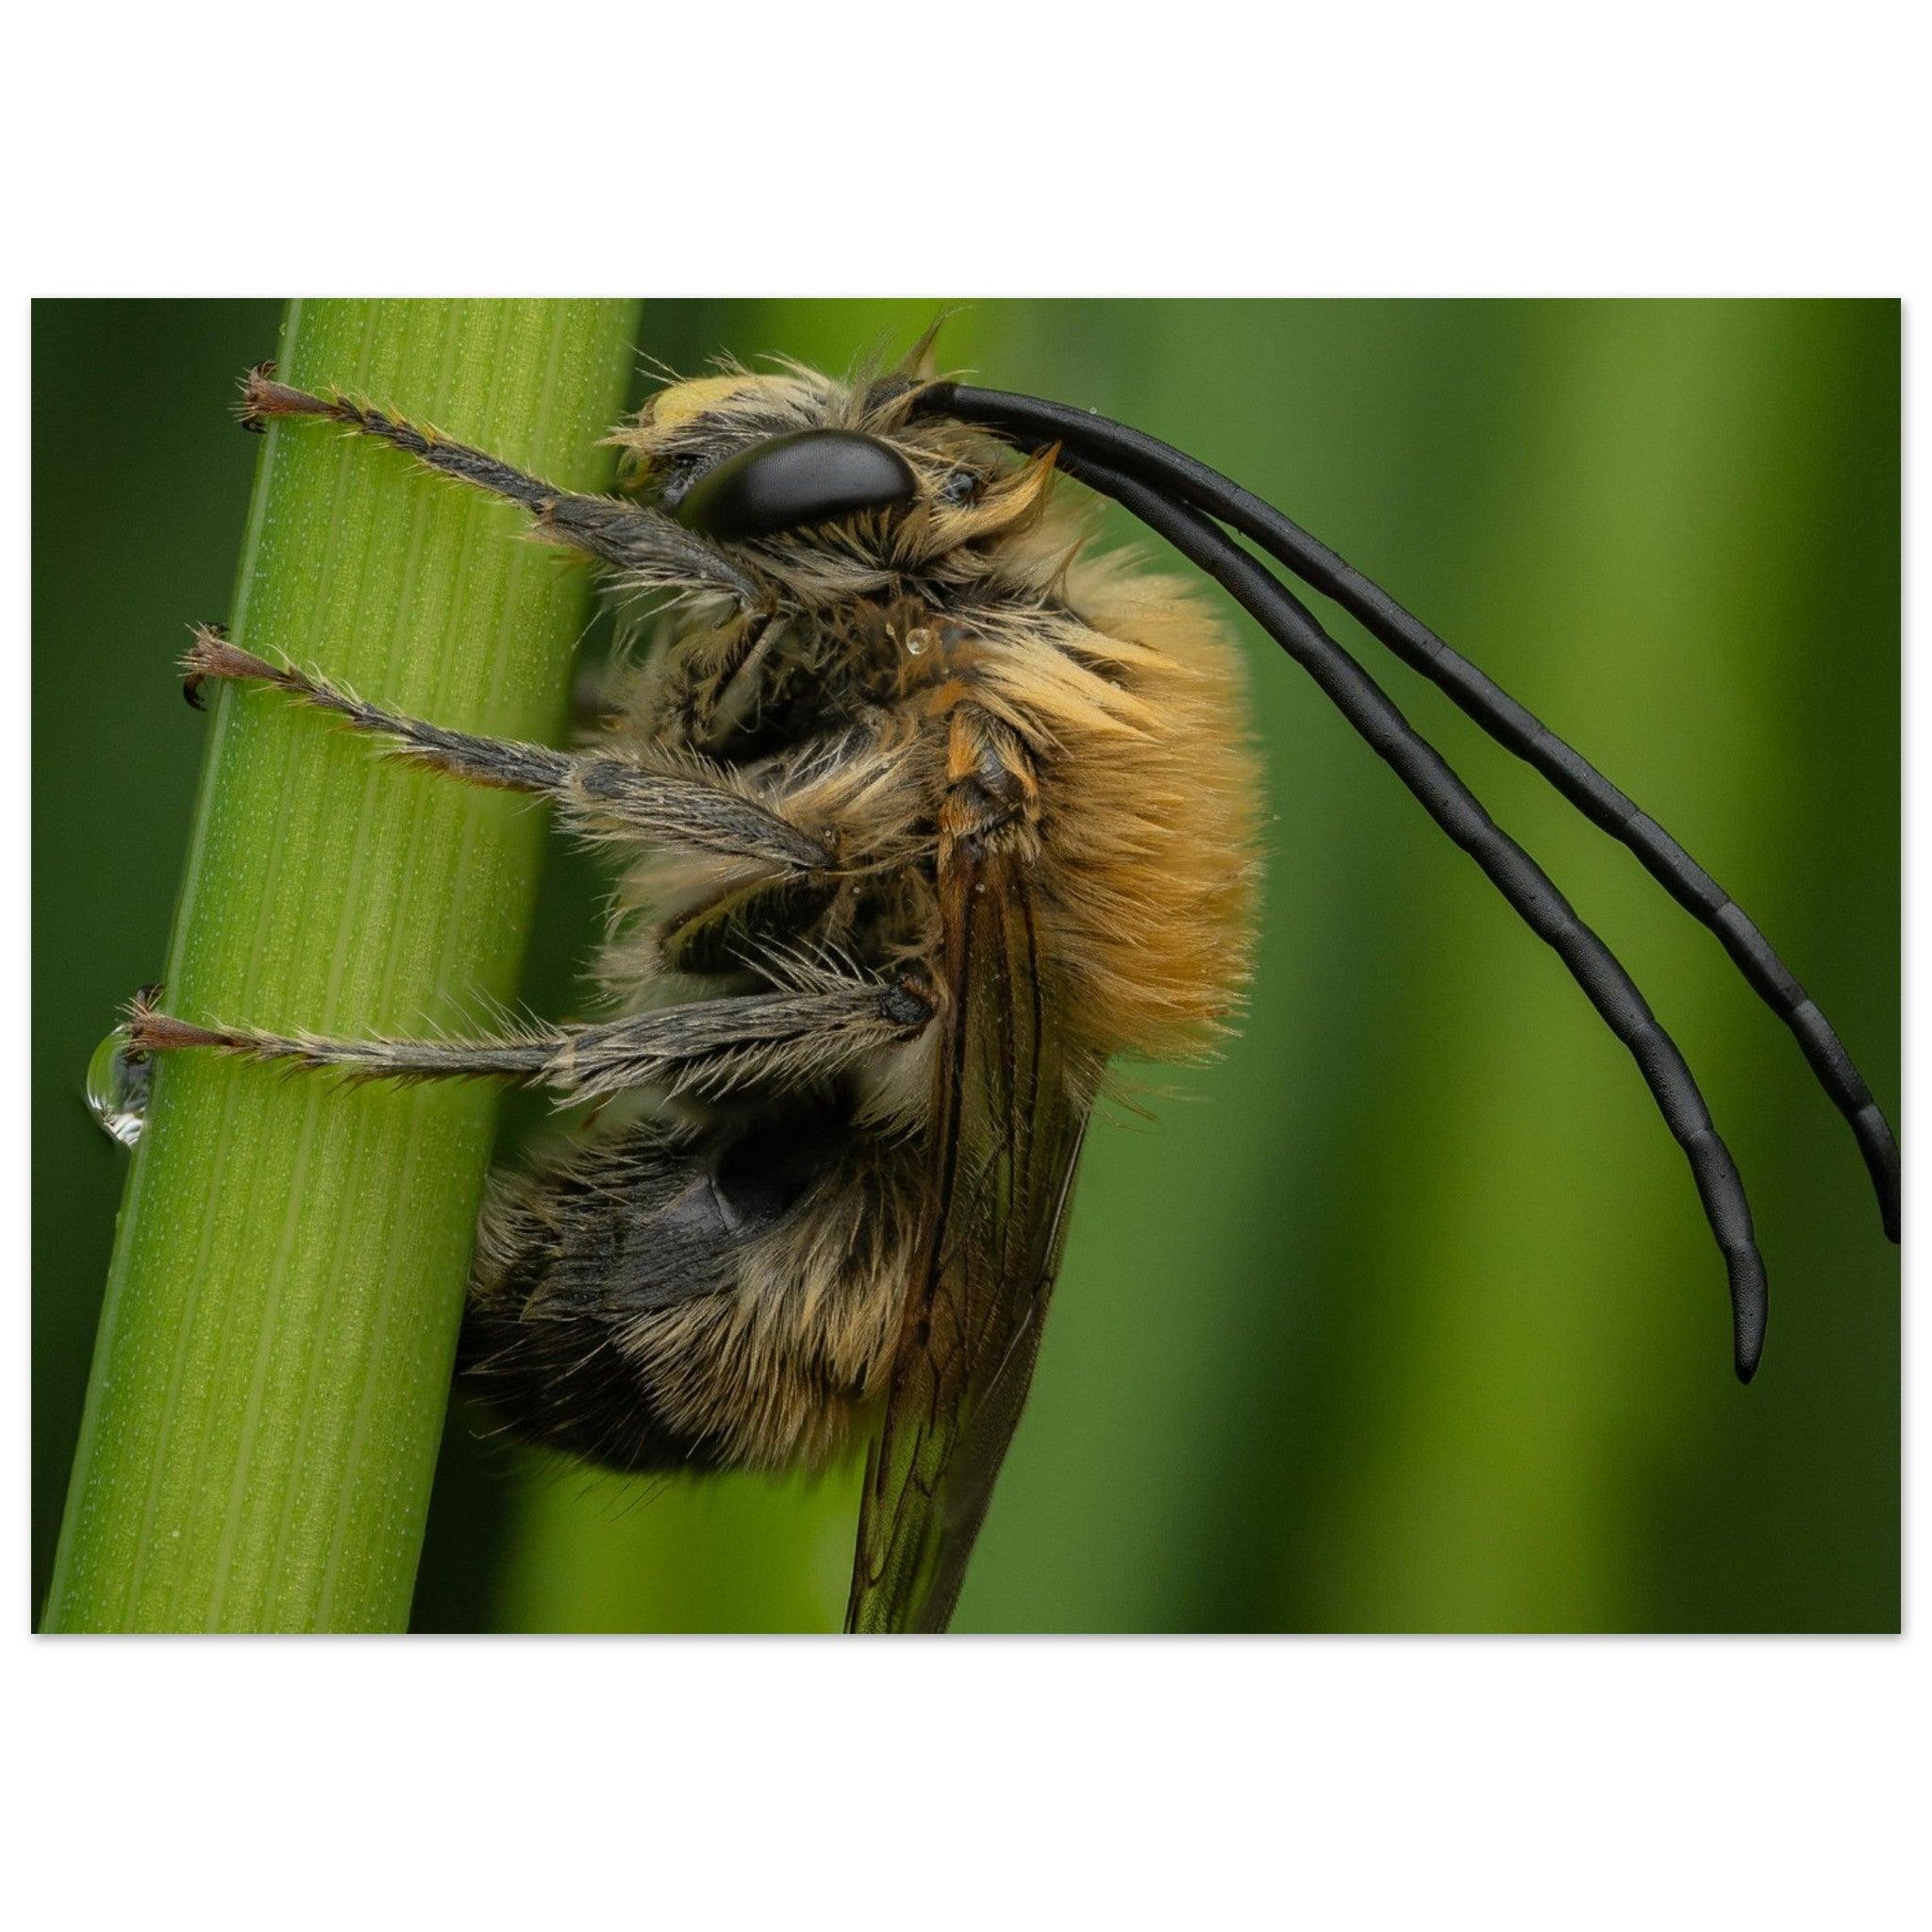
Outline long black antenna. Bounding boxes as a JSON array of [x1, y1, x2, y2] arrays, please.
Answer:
[[1046, 446, 1769, 1381], [916, 382, 1899, 1245]]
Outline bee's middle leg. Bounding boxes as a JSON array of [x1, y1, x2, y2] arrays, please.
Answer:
[[183, 626, 831, 870]]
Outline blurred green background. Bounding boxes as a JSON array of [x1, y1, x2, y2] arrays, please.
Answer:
[[32, 300, 1899, 1632]]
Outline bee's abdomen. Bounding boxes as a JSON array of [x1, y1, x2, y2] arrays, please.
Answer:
[[462, 1104, 919, 1472], [458, 1299, 731, 1474]]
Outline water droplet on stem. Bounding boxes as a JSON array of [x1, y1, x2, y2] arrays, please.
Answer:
[[86, 1024, 151, 1148]]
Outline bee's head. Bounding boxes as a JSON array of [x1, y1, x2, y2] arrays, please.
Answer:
[[611, 363, 1028, 559], [612, 371, 912, 540]]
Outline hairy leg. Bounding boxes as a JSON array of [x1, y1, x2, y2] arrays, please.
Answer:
[[126, 976, 932, 1104], [238, 365, 760, 607], [184, 626, 831, 870]]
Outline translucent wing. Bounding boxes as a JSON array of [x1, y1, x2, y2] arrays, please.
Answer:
[[844, 843, 1092, 1634]]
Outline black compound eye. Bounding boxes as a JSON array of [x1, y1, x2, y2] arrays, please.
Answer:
[[672, 428, 919, 541]]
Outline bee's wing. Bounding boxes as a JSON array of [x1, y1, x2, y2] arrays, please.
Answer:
[[844, 845, 1092, 1634]]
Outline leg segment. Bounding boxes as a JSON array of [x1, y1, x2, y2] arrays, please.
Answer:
[[127, 976, 932, 1104], [939, 701, 1041, 860], [238, 365, 760, 606], [183, 627, 832, 871]]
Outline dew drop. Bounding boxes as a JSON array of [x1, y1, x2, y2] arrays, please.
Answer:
[[86, 1024, 151, 1148], [904, 626, 935, 658]]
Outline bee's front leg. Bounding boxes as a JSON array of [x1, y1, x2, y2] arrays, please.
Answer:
[[236, 364, 761, 607]]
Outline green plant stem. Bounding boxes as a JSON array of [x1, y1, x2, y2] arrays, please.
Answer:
[[45, 298, 640, 1632]]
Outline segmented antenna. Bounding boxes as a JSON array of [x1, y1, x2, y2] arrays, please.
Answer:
[[916, 383, 1899, 1248], [1042, 450, 1774, 1379]]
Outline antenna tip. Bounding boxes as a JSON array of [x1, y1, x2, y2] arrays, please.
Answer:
[[1729, 1253, 1768, 1385], [1853, 1105, 1900, 1243]]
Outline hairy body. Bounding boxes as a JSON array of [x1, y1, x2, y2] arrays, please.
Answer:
[[144, 354, 1259, 1523]]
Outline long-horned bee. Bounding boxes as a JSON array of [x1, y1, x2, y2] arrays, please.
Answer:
[[130, 333, 1898, 1632]]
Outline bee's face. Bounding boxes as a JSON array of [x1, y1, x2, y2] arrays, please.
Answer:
[[612, 368, 998, 549], [619, 370, 848, 508]]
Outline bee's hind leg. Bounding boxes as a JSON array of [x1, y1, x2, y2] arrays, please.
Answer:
[[182, 627, 832, 870], [125, 974, 934, 1103]]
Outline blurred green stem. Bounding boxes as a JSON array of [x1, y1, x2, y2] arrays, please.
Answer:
[[45, 297, 639, 1631]]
